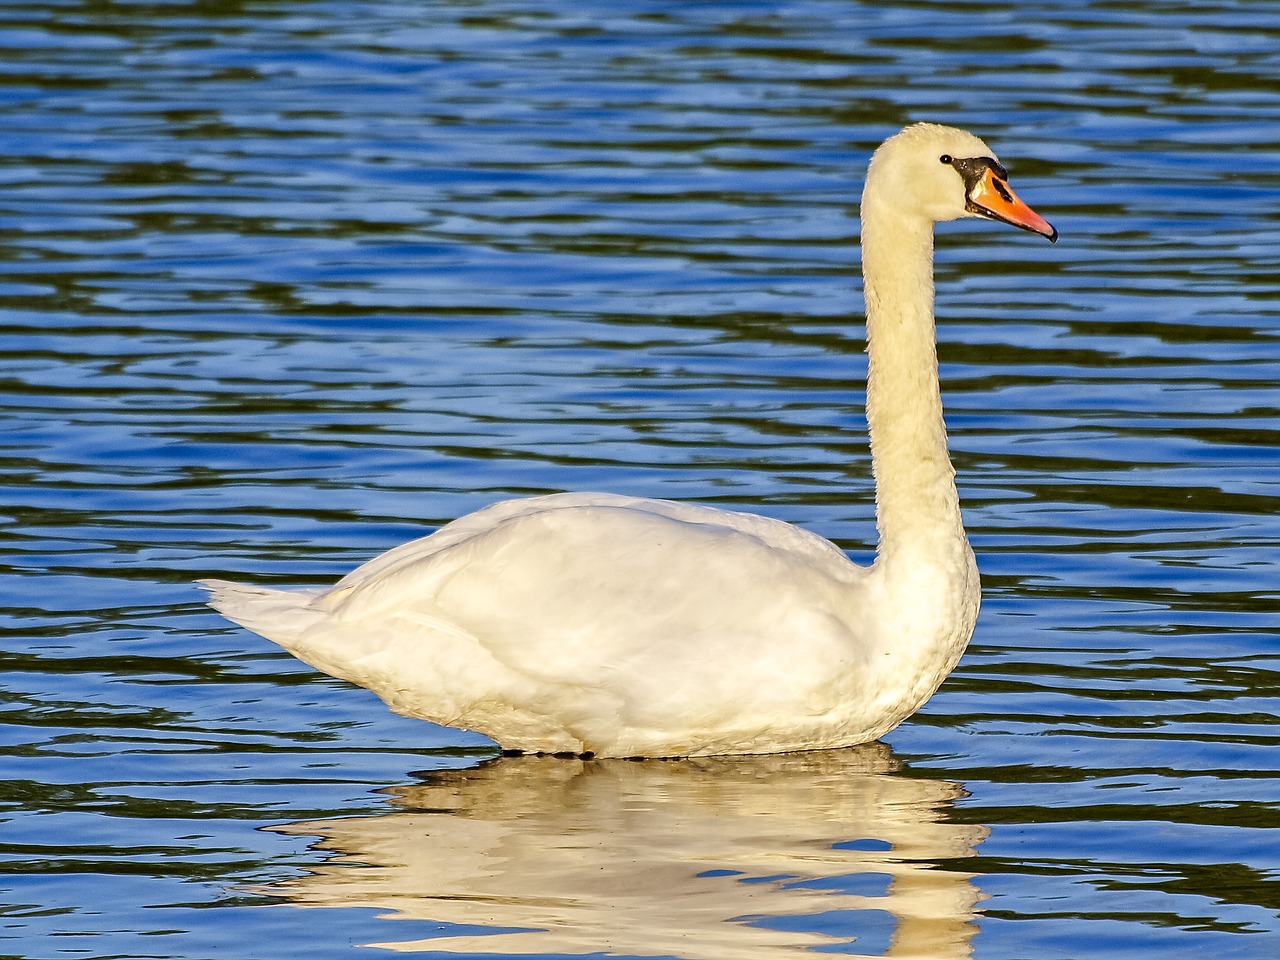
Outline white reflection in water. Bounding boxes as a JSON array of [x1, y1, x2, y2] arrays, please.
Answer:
[[269, 744, 987, 958]]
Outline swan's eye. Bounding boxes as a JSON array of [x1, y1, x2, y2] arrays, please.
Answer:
[[939, 154, 953, 165]]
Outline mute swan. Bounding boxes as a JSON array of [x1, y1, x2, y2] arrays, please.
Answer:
[[203, 123, 1056, 758]]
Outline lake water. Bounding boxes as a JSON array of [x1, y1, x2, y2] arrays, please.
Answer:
[[1, 1, 1277, 957]]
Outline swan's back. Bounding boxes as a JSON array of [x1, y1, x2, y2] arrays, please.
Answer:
[[324, 492, 855, 618]]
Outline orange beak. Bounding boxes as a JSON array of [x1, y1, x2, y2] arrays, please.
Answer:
[[967, 167, 1057, 242]]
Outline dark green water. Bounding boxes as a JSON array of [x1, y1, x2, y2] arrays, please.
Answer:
[[1, 1, 1277, 957]]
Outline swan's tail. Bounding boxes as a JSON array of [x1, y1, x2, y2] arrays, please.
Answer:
[[200, 578, 328, 646]]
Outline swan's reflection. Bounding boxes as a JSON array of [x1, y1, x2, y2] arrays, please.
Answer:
[[269, 744, 986, 958]]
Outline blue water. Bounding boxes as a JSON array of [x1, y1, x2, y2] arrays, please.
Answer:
[[1, 1, 1278, 957]]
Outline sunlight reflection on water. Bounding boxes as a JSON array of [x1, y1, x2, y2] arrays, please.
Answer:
[[271, 749, 985, 958]]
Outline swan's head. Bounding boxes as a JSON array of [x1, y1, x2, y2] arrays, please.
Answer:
[[864, 123, 1057, 242]]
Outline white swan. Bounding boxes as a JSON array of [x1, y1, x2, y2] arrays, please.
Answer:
[[203, 123, 1056, 758]]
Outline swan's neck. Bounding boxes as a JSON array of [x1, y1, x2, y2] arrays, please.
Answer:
[[847, 196, 979, 735], [860, 204, 966, 569]]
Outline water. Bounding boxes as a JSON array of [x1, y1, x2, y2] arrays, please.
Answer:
[[1, 0, 1277, 957]]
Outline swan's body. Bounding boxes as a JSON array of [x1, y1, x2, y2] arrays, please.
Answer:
[[204, 123, 1055, 758]]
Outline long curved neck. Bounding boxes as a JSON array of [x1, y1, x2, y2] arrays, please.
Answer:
[[860, 201, 965, 567]]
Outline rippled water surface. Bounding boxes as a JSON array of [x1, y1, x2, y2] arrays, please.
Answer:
[[2, 1, 1278, 958]]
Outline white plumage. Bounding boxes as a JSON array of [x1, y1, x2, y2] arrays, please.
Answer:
[[204, 123, 1056, 757]]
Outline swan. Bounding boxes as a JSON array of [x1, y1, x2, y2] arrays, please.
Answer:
[[203, 123, 1056, 758]]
